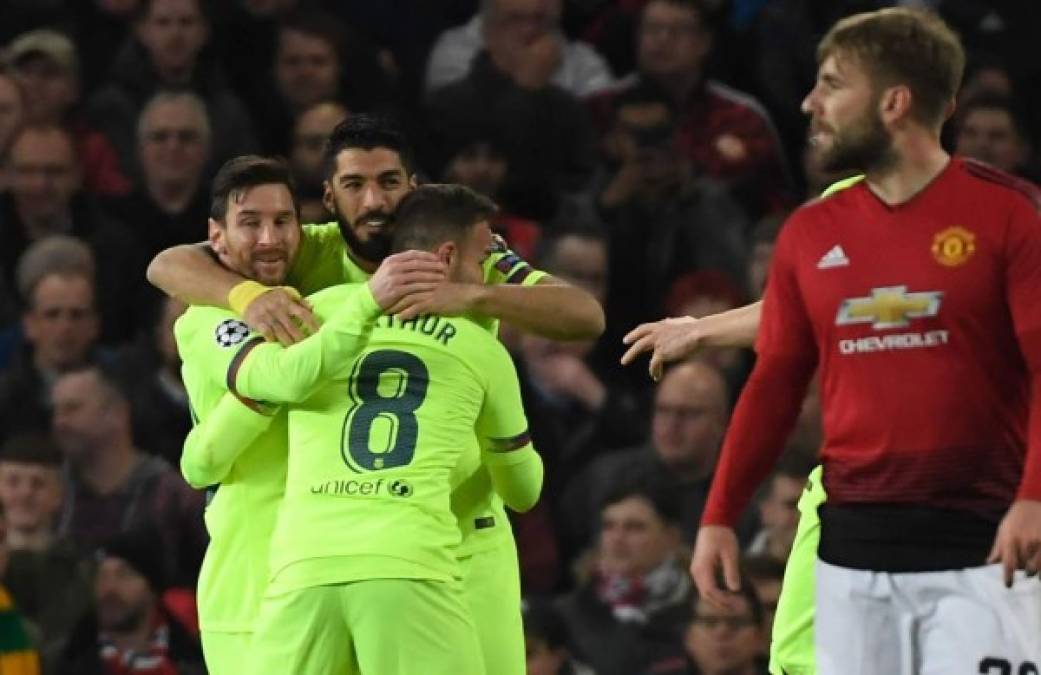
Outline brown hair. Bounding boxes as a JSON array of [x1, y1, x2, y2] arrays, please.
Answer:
[[818, 8, 964, 128]]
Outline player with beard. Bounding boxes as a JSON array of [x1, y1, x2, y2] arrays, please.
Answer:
[[631, 7, 1041, 675], [149, 116, 603, 675]]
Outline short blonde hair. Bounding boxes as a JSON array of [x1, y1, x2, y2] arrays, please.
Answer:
[[818, 8, 965, 128]]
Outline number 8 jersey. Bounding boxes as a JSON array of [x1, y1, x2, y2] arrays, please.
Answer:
[[227, 283, 534, 595]]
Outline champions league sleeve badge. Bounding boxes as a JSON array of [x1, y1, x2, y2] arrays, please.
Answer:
[[214, 319, 252, 348]]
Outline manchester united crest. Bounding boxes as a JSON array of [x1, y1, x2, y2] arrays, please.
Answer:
[[931, 226, 976, 267]]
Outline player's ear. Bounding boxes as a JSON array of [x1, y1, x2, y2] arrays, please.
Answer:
[[880, 85, 912, 125], [322, 181, 335, 214], [435, 242, 456, 269], [408, 173, 418, 189], [208, 218, 225, 255]]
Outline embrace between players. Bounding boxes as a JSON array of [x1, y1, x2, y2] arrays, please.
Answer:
[[150, 7, 1041, 675]]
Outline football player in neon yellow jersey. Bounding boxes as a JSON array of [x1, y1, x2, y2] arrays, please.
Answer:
[[152, 116, 604, 675], [174, 156, 447, 673], [621, 174, 865, 675], [190, 185, 544, 673]]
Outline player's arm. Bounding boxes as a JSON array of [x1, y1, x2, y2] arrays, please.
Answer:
[[474, 341, 544, 513], [395, 241, 605, 341], [181, 394, 274, 488], [692, 217, 818, 608], [147, 242, 318, 344], [987, 198, 1041, 584], [621, 300, 763, 380], [229, 285, 382, 404]]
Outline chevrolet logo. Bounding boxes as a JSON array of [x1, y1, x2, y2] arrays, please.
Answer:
[[836, 286, 942, 330]]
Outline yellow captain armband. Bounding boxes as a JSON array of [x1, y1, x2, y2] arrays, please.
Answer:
[[228, 280, 271, 316], [228, 281, 303, 316]]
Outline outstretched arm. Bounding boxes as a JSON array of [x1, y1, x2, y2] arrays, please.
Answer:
[[621, 300, 764, 380], [395, 274, 605, 342], [148, 243, 319, 344]]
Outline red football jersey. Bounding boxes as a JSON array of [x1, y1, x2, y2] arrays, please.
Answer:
[[703, 158, 1041, 526]]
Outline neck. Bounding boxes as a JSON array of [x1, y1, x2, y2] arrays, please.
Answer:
[[106, 612, 156, 654], [17, 204, 70, 241], [157, 63, 192, 85], [648, 68, 701, 103], [345, 247, 379, 273], [80, 443, 139, 495], [147, 178, 198, 215], [864, 133, 949, 206], [7, 525, 53, 552]]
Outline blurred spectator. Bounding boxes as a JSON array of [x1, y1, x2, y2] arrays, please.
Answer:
[[87, 0, 256, 184], [425, 0, 614, 98], [0, 433, 92, 673], [953, 93, 1035, 179], [289, 100, 348, 224], [591, 0, 791, 216], [744, 213, 781, 301], [104, 90, 211, 259], [746, 458, 811, 564], [6, 29, 131, 196], [51, 365, 206, 586], [0, 237, 101, 438], [0, 500, 41, 675], [741, 555, 784, 648], [595, 83, 747, 352], [677, 584, 767, 675], [557, 477, 691, 675], [561, 360, 730, 549], [425, 9, 598, 220], [59, 529, 205, 675], [441, 133, 542, 260], [523, 598, 595, 675], [0, 124, 150, 343], [69, 0, 141, 93], [115, 296, 190, 467], [0, 67, 24, 176], [958, 52, 1014, 104], [517, 227, 640, 482], [256, 10, 390, 155]]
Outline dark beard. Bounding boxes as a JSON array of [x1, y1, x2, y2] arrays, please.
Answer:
[[336, 212, 393, 265], [818, 110, 896, 174]]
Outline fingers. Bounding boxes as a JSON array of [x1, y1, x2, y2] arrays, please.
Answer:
[[623, 322, 655, 345], [721, 545, 742, 593], [287, 302, 320, 335], [648, 352, 664, 382], [620, 334, 655, 366]]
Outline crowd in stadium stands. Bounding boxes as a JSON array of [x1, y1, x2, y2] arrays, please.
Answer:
[[0, 0, 1037, 673]]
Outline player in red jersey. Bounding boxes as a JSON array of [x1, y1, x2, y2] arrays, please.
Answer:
[[689, 8, 1041, 675]]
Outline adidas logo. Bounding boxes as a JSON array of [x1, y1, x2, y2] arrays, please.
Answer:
[[817, 245, 850, 269]]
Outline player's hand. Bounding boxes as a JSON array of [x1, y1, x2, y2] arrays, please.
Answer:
[[621, 316, 703, 381], [368, 251, 446, 312], [987, 499, 1041, 587], [691, 525, 744, 610], [391, 282, 483, 320], [243, 288, 319, 346]]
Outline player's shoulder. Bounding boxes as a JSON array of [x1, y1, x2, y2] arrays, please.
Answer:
[[306, 282, 365, 311], [302, 221, 342, 240], [781, 178, 865, 238], [955, 157, 1041, 215]]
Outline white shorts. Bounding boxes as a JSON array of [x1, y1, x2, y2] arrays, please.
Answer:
[[816, 560, 1041, 675]]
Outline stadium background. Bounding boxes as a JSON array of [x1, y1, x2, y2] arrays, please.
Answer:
[[0, 0, 1038, 673]]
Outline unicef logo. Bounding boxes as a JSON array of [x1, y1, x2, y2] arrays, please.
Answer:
[[389, 480, 413, 498]]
